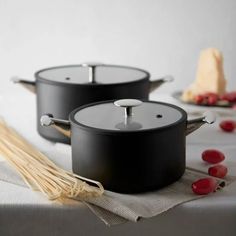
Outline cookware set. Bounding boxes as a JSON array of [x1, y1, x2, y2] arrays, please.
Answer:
[[14, 63, 215, 193], [13, 63, 173, 143]]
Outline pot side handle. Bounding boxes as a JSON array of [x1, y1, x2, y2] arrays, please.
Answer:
[[40, 114, 71, 138], [11, 76, 36, 94], [186, 111, 216, 136], [149, 75, 174, 93]]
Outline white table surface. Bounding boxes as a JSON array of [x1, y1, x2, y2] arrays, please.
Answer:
[[0, 86, 236, 236]]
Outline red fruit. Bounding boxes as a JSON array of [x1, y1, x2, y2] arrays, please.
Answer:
[[208, 164, 228, 178], [219, 120, 235, 132], [220, 94, 228, 100], [227, 92, 236, 102], [204, 93, 218, 105], [195, 95, 204, 104], [202, 149, 225, 164], [196, 93, 219, 106], [207, 94, 218, 105], [221, 92, 236, 102], [192, 178, 218, 195]]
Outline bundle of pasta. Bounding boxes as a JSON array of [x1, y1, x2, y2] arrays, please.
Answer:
[[0, 118, 104, 202]]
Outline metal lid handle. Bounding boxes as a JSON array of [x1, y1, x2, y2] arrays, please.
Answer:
[[186, 111, 216, 136], [114, 99, 142, 117], [11, 76, 36, 93], [81, 62, 104, 83], [40, 114, 71, 138]]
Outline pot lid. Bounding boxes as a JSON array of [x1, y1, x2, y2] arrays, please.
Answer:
[[71, 99, 186, 132], [36, 63, 149, 85]]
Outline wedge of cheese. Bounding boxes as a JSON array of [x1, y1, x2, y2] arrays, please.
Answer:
[[182, 48, 227, 102]]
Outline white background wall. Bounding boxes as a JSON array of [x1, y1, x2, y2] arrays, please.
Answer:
[[0, 0, 236, 93]]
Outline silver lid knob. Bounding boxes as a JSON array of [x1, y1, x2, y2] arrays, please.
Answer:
[[114, 99, 143, 117], [81, 62, 104, 83]]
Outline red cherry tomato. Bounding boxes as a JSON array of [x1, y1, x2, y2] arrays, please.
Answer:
[[192, 178, 218, 195], [207, 94, 218, 105], [219, 94, 228, 100], [195, 95, 204, 105], [208, 164, 228, 178], [202, 149, 225, 164], [221, 92, 236, 102], [195, 93, 219, 106], [219, 120, 235, 132]]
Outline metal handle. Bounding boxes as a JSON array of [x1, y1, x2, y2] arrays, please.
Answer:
[[40, 114, 71, 138], [149, 75, 174, 93], [11, 76, 36, 93], [114, 99, 143, 117], [81, 62, 104, 83], [186, 111, 216, 136]]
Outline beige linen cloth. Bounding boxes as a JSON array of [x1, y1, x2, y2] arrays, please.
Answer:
[[0, 161, 232, 226]]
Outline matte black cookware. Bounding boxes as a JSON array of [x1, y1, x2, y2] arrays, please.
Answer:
[[40, 99, 215, 193], [13, 63, 173, 144]]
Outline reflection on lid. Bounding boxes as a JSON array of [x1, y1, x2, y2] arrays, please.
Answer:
[[115, 119, 143, 131], [38, 65, 148, 84], [73, 101, 185, 131]]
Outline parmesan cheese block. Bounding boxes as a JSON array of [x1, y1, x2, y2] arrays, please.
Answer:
[[181, 48, 227, 102]]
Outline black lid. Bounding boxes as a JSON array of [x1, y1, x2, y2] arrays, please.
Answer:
[[71, 99, 187, 132], [36, 64, 149, 85]]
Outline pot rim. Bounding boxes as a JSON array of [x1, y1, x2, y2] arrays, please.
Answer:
[[69, 100, 187, 135], [34, 64, 150, 87]]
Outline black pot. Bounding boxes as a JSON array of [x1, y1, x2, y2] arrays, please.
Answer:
[[40, 99, 215, 193], [13, 63, 173, 144]]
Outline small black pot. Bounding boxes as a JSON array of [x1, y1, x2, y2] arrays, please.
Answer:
[[13, 63, 173, 144], [40, 99, 215, 193]]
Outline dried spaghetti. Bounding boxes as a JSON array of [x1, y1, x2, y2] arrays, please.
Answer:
[[0, 118, 104, 202]]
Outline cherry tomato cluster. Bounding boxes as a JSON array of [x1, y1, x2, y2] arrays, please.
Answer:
[[191, 149, 228, 195], [219, 120, 236, 132], [194, 91, 236, 106], [220, 91, 236, 103]]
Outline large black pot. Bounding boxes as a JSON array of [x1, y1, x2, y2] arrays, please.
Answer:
[[40, 99, 215, 193], [13, 63, 173, 144]]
